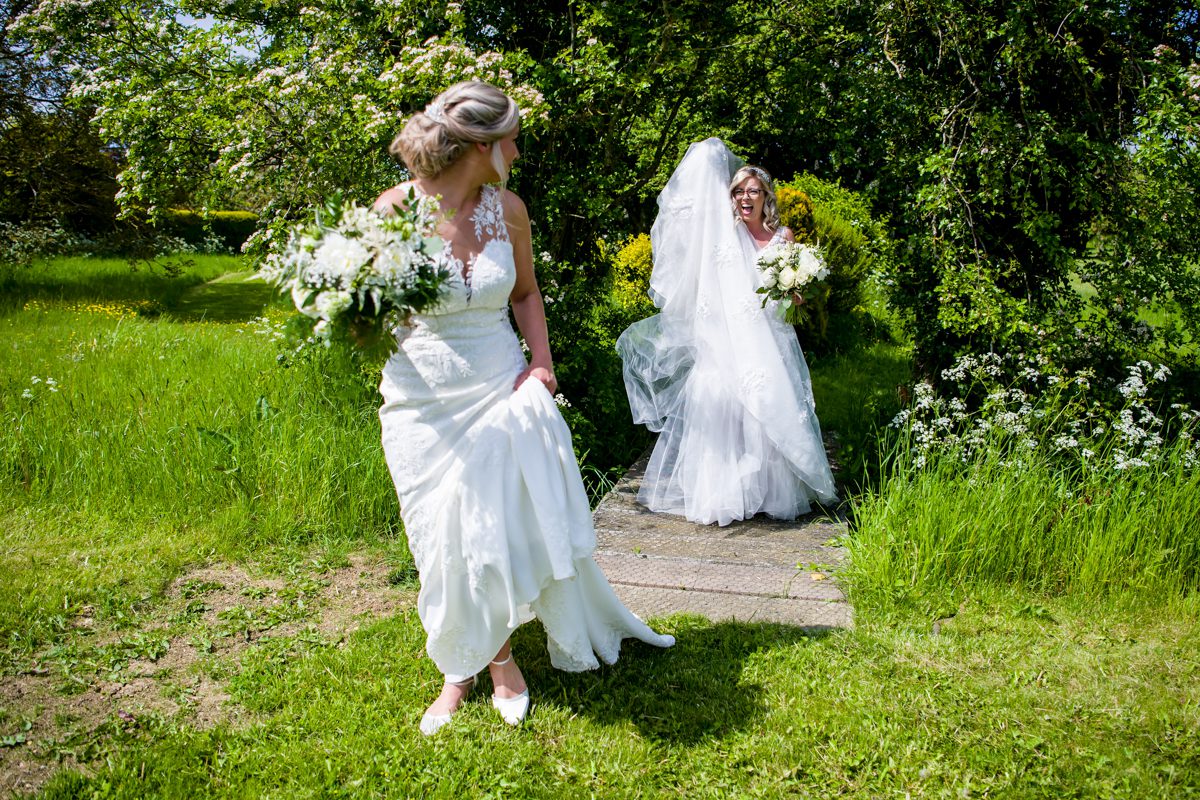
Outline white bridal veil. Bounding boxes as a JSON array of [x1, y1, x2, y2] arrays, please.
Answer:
[[615, 138, 837, 525]]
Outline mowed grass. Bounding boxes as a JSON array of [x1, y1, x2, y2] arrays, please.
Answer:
[[1, 256, 1198, 797], [30, 593, 1200, 798]]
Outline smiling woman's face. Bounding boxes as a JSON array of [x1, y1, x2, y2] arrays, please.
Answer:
[[732, 176, 766, 225]]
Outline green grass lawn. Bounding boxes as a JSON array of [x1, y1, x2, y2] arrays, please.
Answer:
[[1, 256, 1197, 798]]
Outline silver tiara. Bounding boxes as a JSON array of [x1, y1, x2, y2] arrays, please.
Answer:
[[425, 97, 447, 125]]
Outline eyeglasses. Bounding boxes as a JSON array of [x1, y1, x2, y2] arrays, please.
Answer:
[[732, 188, 763, 199]]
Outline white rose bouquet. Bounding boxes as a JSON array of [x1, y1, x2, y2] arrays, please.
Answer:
[[259, 191, 451, 342], [755, 242, 829, 325]]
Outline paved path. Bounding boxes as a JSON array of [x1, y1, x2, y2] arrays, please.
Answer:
[[592, 457, 853, 630]]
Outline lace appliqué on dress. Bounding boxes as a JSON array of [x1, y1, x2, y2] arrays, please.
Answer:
[[428, 184, 508, 305], [663, 198, 694, 219], [713, 242, 739, 267], [739, 367, 768, 394], [472, 184, 509, 243], [734, 295, 762, 320]]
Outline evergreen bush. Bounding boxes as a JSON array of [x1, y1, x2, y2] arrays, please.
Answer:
[[776, 175, 894, 354]]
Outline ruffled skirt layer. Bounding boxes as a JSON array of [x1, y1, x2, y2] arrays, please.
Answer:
[[381, 330, 672, 678]]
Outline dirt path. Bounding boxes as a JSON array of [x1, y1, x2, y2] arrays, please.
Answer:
[[0, 553, 412, 798]]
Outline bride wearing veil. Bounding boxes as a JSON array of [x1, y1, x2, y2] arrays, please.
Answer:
[[616, 138, 837, 526]]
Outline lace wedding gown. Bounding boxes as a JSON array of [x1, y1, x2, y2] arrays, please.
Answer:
[[379, 185, 673, 681], [616, 139, 837, 527]]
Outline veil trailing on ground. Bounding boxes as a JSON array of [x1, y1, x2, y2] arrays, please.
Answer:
[[616, 138, 837, 526]]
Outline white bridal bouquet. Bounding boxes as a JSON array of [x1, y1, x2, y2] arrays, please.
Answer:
[[755, 241, 829, 325], [259, 192, 451, 341]]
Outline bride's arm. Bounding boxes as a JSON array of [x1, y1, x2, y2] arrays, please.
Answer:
[[505, 191, 557, 394]]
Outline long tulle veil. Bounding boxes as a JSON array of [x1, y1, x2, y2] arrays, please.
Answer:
[[615, 138, 837, 525]]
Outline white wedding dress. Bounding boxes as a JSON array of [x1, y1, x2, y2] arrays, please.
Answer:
[[379, 185, 673, 681], [616, 139, 838, 527]]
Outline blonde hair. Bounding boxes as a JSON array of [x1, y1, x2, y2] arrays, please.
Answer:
[[390, 81, 521, 179], [730, 165, 782, 232]]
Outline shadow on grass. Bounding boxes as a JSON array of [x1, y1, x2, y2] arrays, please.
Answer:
[[513, 616, 836, 744], [171, 272, 276, 322], [3, 264, 277, 323], [1, 256, 245, 313]]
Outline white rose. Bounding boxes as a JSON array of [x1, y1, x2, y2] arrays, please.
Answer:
[[313, 233, 370, 282], [315, 290, 353, 318], [778, 266, 798, 290], [759, 244, 783, 265], [797, 247, 828, 281], [375, 247, 415, 282]]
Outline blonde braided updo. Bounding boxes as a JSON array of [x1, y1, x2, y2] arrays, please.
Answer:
[[390, 81, 521, 179]]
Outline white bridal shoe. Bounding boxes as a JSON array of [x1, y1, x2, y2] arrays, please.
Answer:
[[489, 655, 530, 725], [419, 676, 475, 736]]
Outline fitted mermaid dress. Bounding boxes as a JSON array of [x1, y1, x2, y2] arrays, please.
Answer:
[[378, 185, 673, 680]]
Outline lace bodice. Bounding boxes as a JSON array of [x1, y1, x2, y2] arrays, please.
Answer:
[[381, 182, 523, 404], [432, 184, 512, 312]]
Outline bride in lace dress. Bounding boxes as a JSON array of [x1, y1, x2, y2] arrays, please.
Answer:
[[616, 138, 837, 527], [375, 82, 673, 735]]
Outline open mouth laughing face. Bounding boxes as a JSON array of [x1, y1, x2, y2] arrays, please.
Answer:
[[731, 177, 765, 224]]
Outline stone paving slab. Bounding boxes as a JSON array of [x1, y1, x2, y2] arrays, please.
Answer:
[[592, 454, 854, 630], [593, 552, 845, 602], [612, 585, 853, 630], [594, 525, 845, 569]]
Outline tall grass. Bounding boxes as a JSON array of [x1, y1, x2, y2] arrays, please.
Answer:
[[0, 258, 406, 653], [847, 441, 1200, 613], [847, 353, 1200, 614], [3, 309, 397, 540]]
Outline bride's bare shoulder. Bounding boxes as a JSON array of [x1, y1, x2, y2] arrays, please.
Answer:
[[374, 182, 417, 215], [499, 188, 529, 222]]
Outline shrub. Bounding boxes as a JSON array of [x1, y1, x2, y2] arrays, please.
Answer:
[[775, 185, 814, 236], [777, 175, 893, 353], [0, 221, 89, 270], [604, 234, 656, 321], [544, 264, 653, 480], [157, 209, 259, 253]]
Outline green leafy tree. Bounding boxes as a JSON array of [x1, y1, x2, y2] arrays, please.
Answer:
[[15, 0, 1200, 398], [1, 0, 118, 232], [764, 1, 1200, 373]]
